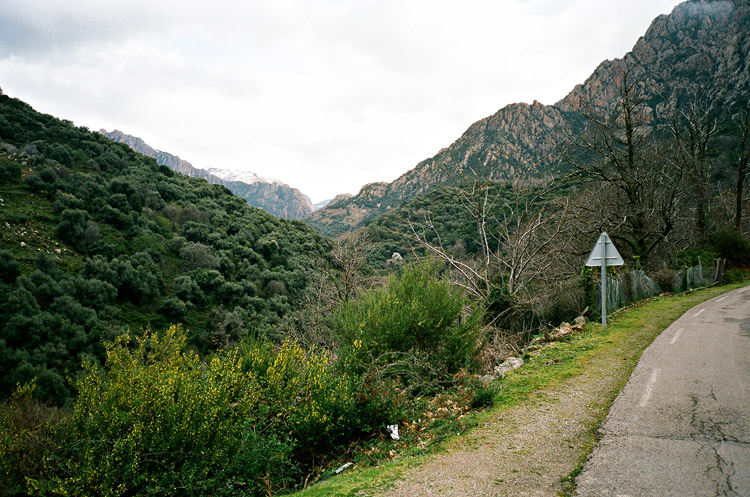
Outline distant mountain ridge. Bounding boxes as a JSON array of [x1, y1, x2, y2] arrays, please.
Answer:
[[101, 129, 314, 219], [205, 167, 282, 186], [306, 0, 750, 235]]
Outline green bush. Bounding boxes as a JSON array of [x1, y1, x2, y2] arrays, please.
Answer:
[[674, 248, 719, 268], [0, 250, 21, 284], [470, 381, 500, 409], [0, 161, 21, 182], [13, 326, 391, 496], [712, 231, 750, 266], [28, 326, 298, 497], [242, 340, 367, 453], [0, 382, 63, 496], [333, 260, 482, 391], [157, 296, 188, 322], [56, 209, 89, 247], [173, 275, 205, 304]]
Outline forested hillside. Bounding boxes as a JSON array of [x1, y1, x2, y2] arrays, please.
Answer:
[[0, 94, 330, 403]]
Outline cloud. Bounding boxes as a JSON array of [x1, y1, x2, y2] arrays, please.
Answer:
[[0, 0, 683, 202]]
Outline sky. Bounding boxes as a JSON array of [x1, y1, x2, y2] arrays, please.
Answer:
[[0, 0, 683, 203]]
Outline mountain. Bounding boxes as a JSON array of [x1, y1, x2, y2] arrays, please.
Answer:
[[205, 167, 281, 186], [101, 130, 314, 219], [306, 0, 750, 235]]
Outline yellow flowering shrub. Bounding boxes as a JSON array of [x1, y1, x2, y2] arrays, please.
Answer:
[[27, 325, 297, 497], [9, 326, 402, 496], [243, 340, 366, 451]]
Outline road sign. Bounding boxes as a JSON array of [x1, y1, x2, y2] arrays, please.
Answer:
[[586, 232, 624, 328], [586, 232, 624, 267]]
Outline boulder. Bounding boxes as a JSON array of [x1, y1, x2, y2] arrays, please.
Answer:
[[494, 357, 524, 376], [1, 142, 18, 154]]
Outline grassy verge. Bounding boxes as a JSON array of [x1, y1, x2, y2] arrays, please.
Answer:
[[292, 281, 749, 497]]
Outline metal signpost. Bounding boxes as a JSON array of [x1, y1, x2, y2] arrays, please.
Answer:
[[585, 232, 624, 327]]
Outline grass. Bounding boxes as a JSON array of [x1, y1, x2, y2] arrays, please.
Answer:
[[292, 281, 749, 497]]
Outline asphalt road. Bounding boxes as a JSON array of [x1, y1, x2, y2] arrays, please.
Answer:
[[576, 286, 750, 496]]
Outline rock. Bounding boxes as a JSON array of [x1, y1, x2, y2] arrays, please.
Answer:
[[554, 322, 574, 338], [386, 251, 404, 271], [573, 315, 586, 331], [479, 374, 497, 385], [494, 357, 524, 376], [22, 144, 41, 156], [334, 462, 354, 474], [1, 142, 18, 154]]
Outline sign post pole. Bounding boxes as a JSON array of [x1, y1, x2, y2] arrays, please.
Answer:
[[601, 235, 607, 328], [585, 232, 623, 328]]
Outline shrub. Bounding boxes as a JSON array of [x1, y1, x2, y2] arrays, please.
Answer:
[[712, 231, 750, 266], [0, 161, 21, 182], [180, 242, 219, 271], [56, 209, 89, 246], [242, 340, 364, 452], [652, 268, 677, 293], [173, 275, 204, 305], [333, 260, 482, 390], [0, 250, 21, 284], [157, 296, 188, 322], [0, 382, 64, 496], [28, 326, 298, 497], [470, 381, 500, 409]]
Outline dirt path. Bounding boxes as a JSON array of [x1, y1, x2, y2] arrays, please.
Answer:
[[370, 292, 739, 497], [378, 354, 619, 497]]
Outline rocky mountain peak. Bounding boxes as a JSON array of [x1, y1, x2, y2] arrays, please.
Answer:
[[102, 129, 314, 219], [306, 0, 750, 235]]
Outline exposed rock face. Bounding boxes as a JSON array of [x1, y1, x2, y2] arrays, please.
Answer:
[[101, 130, 313, 219], [307, 0, 750, 235]]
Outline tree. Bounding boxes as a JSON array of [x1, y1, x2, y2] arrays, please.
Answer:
[[333, 260, 482, 382], [408, 170, 572, 328], [562, 61, 687, 264], [56, 209, 89, 247], [668, 84, 720, 241], [733, 98, 750, 232], [0, 250, 21, 284], [328, 230, 373, 303]]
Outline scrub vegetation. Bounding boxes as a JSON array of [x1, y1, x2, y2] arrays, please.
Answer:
[[1, 19, 750, 495]]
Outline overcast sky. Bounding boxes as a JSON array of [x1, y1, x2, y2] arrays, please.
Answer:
[[0, 0, 683, 203]]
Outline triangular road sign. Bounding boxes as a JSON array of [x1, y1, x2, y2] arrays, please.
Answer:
[[586, 232, 624, 266]]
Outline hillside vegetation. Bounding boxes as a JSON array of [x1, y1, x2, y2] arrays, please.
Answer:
[[0, 94, 330, 403], [1, 1, 750, 496]]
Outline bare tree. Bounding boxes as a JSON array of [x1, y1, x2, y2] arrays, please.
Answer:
[[407, 170, 573, 327], [733, 99, 750, 232], [328, 230, 374, 303], [668, 84, 721, 241], [284, 230, 375, 348], [561, 62, 688, 264]]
